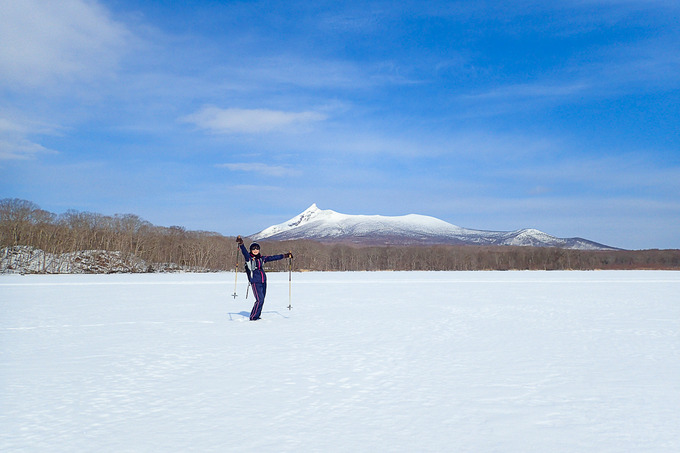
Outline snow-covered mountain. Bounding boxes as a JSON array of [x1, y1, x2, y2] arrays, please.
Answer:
[[251, 204, 616, 250]]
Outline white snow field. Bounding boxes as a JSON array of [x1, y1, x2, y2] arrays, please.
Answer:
[[1, 271, 679, 452]]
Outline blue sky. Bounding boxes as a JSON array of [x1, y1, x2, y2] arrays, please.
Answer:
[[1, 0, 679, 249]]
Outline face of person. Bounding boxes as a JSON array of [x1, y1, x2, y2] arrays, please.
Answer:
[[251, 246, 260, 255]]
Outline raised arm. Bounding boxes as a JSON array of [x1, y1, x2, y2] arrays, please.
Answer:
[[236, 236, 250, 261]]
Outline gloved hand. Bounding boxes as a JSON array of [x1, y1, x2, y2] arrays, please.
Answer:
[[284, 252, 293, 259], [236, 235, 243, 245]]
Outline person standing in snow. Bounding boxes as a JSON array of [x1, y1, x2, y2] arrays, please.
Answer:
[[236, 236, 293, 321]]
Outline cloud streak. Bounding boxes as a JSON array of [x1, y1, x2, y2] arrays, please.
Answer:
[[181, 106, 327, 134], [216, 162, 300, 177], [0, 0, 131, 90], [0, 0, 134, 161], [0, 139, 57, 161], [0, 113, 61, 161]]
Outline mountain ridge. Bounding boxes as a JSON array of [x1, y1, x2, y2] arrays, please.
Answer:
[[251, 204, 617, 250]]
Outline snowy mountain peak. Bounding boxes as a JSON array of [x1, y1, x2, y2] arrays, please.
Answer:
[[251, 205, 616, 250], [252, 205, 466, 244], [256, 204, 334, 238], [305, 203, 320, 213], [291, 203, 327, 226]]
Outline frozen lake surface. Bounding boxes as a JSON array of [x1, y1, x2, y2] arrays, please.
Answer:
[[1, 271, 679, 452]]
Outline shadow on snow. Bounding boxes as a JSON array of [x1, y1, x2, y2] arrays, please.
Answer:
[[227, 310, 289, 321]]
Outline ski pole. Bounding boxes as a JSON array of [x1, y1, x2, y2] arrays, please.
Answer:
[[288, 252, 292, 310], [232, 245, 238, 298]]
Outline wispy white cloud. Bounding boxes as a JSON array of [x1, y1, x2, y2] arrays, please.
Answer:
[[0, 139, 57, 161], [463, 83, 590, 101], [0, 0, 134, 161], [453, 39, 679, 119], [479, 152, 680, 202], [227, 55, 375, 90], [0, 114, 60, 161], [591, 38, 680, 90], [216, 162, 301, 177], [182, 106, 327, 134], [0, 0, 132, 90]]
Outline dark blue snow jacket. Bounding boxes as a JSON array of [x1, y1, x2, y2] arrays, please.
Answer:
[[239, 244, 285, 284]]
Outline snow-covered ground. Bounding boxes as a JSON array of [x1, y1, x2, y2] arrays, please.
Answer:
[[1, 271, 678, 452]]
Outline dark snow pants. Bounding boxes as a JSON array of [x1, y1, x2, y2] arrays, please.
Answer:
[[250, 282, 267, 320]]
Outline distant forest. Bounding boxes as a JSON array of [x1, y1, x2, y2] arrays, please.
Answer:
[[2, 198, 679, 272]]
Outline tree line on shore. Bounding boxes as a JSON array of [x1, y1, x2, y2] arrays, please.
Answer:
[[1, 198, 232, 271], [2, 198, 679, 273]]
